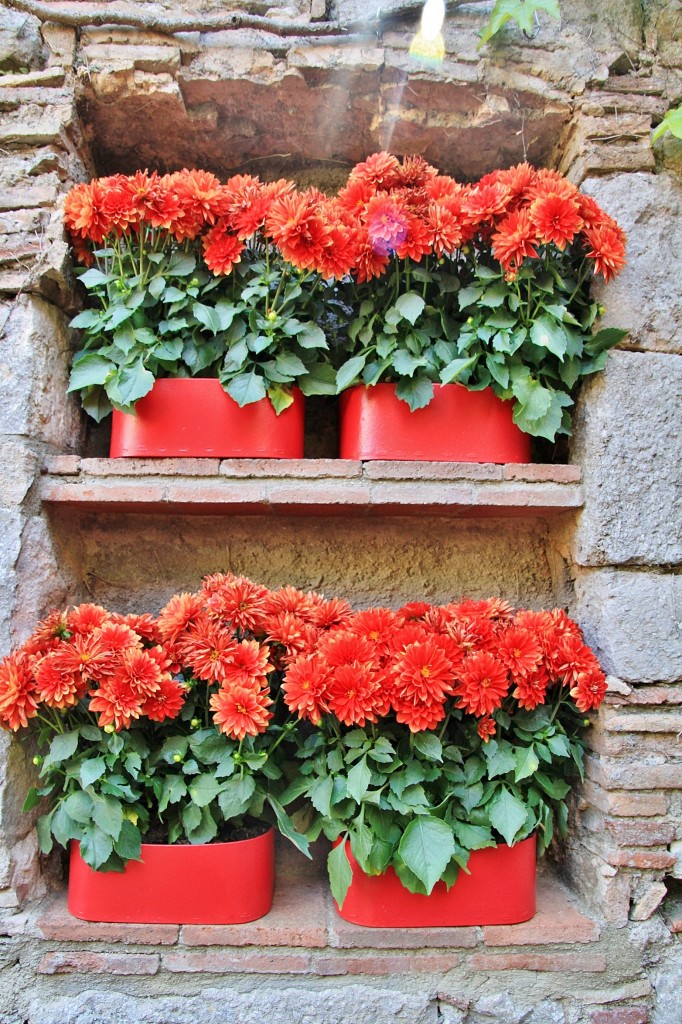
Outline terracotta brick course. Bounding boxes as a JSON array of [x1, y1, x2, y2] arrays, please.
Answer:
[[586, 756, 682, 791], [37, 951, 160, 975], [80, 457, 222, 476], [603, 709, 682, 733], [580, 782, 670, 818], [502, 464, 582, 482], [590, 1008, 649, 1024], [163, 951, 312, 973], [363, 461, 503, 481], [35, 898, 179, 944], [607, 849, 675, 870], [604, 819, 676, 846], [329, 920, 479, 949], [470, 952, 607, 972], [221, 459, 362, 478], [313, 953, 460, 975], [483, 876, 599, 946]]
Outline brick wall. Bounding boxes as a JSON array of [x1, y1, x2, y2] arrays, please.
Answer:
[[0, 1, 680, 1020]]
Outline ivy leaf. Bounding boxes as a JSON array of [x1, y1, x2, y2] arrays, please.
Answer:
[[394, 377, 434, 411], [394, 292, 426, 325], [397, 818, 455, 894], [328, 838, 353, 909], [489, 787, 528, 846]]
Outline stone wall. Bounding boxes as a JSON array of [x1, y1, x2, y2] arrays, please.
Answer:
[[0, 0, 680, 1021]]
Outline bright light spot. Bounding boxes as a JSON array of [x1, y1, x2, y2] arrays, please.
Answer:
[[420, 0, 445, 41], [410, 0, 445, 64]]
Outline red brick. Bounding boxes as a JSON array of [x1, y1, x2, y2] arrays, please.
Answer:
[[625, 686, 682, 706], [607, 849, 675, 870], [221, 459, 362, 479], [80, 458, 221, 476], [37, 951, 159, 975], [313, 953, 460, 976], [588, 732, 677, 758], [586, 756, 682, 790], [363, 461, 503, 481], [503, 464, 582, 483], [580, 782, 670, 818], [163, 951, 311, 974], [36, 896, 179, 944], [42, 456, 81, 475], [663, 902, 682, 933], [590, 1009, 649, 1024], [476, 484, 582, 508], [269, 482, 371, 506], [329, 919, 478, 949], [470, 952, 607, 972], [182, 876, 328, 948], [483, 875, 599, 946], [367, 482, 475, 506], [603, 709, 682, 733], [605, 819, 675, 846]]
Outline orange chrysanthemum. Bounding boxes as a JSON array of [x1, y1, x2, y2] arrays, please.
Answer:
[[282, 652, 329, 724], [583, 224, 627, 282], [141, 676, 187, 722], [158, 592, 206, 643], [204, 575, 270, 633], [455, 651, 510, 717], [34, 653, 84, 709], [392, 639, 455, 703], [222, 639, 273, 686], [348, 152, 400, 191], [496, 626, 543, 679], [67, 603, 110, 635], [177, 620, 238, 682], [476, 716, 497, 742], [202, 220, 245, 275], [492, 208, 539, 273], [88, 676, 144, 731], [0, 652, 39, 730], [529, 193, 583, 250], [325, 662, 383, 727]]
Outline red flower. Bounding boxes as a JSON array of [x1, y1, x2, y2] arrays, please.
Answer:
[[204, 574, 270, 634], [348, 607, 399, 658], [88, 677, 144, 731], [392, 639, 455, 703], [529, 193, 583, 250], [64, 180, 111, 243], [210, 682, 273, 739], [318, 630, 379, 670], [427, 201, 465, 255], [158, 592, 206, 642], [282, 653, 329, 724], [177, 620, 238, 683], [266, 191, 330, 271], [326, 662, 383, 727], [309, 595, 353, 631], [492, 208, 539, 273], [171, 168, 230, 239], [221, 639, 273, 686], [497, 626, 543, 679], [0, 652, 39, 730], [114, 647, 165, 698], [202, 220, 245, 275], [455, 651, 510, 717], [142, 676, 187, 722], [583, 224, 627, 282], [34, 654, 84, 710], [348, 152, 400, 191], [265, 612, 312, 661], [513, 667, 549, 710], [463, 182, 511, 224], [364, 195, 410, 257], [67, 603, 110, 635], [353, 236, 390, 282], [476, 716, 497, 742]]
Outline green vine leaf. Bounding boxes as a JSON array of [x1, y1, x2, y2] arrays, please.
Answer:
[[478, 0, 561, 50]]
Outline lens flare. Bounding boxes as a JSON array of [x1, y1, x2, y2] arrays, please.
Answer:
[[409, 0, 446, 64]]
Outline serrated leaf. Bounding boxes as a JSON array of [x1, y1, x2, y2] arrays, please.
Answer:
[[68, 355, 116, 393], [78, 268, 112, 288], [328, 838, 353, 909], [168, 253, 196, 276], [192, 302, 223, 335], [218, 775, 256, 819], [397, 818, 455, 894], [458, 285, 483, 309], [336, 355, 367, 392], [188, 774, 222, 808], [394, 377, 434, 411], [267, 795, 311, 858], [110, 359, 155, 408], [186, 806, 218, 844], [652, 104, 682, 142], [70, 309, 102, 329], [439, 356, 476, 384], [393, 350, 427, 376], [36, 813, 53, 854], [64, 791, 93, 824], [44, 730, 79, 768], [413, 732, 443, 761], [297, 323, 327, 349], [530, 316, 568, 359], [79, 757, 106, 789], [298, 362, 337, 396], [92, 794, 123, 840], [485, 741, 516, 778], [274, 352, 308, 378], [489, 787, 528, 846], [309, 774, 334, 816], [114, 819, 143, 862], [226, 371, 267, 407], [514, 746, 540, 781], [79, 825, 114, 869], [347, 757, 371, 803]]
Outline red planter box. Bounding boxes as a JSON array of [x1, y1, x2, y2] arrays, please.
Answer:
[[336, 835, 536, 927], [339, 383, 531, 463], [68, 827, 275, 924], [110, 379, 304, 458]]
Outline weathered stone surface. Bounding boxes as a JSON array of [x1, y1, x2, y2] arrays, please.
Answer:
[[0, 7, 44, 72], [25, 985, 435, 1024], [13, 517, 71, 647], [0, 295, 83, 449], [570, 351, 682, 566], [652, 950, 682, 1024], [0, 509, 22, 651], [583, 174, 682, 354], [573, 569, 682, 682]]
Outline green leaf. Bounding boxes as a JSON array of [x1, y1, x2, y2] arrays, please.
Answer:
[[440, 356, 476, 384], [188, 774, 222, 808], [535, 772, 571, 800], [478, 0, 560, 48], [186, 806, 218, 844], [79, 825, 114, 869], [652, 104, 682, 142], [36, 813, 53, 854], [514, 746, 540, 781], [394, 377, 434, 411], [158, 775, 187, 813], [298, 362, 337, 396], [347, 757, 372, 803], [480, 282, 508, 308], [530, 316, 568, 359], [397, 818, 455, 894], [192, 302, 223, 335], [68, 355, 116, 393], [114, 819, 143, 862], [274, 352, 308, 378], [51, 803, 82, 848], [413, 732, 443, 762], [226, 371, 267, 407], [452, 821, 495, 850], [111, 359, 155, 408], [92, 794, 123, 840], [70, 310, 102, 329], [336, 355, 367, 392], [328, 838, 353, 909], [485, 741, 516, 778], [267, 384, 295, 415], [44, 730, 79, 768], [78, 268, 112, 288], [218, 775, 256, 819], [64, 791, 94, 824], [266, 795, 311, 858], [297, 324, 327, 349], [168, 253, 196, 276], [309, 774, 334, 817], [79, 757, 106, 789], [458, 286, 483, 309], [584, 327, 627, 356], [489, 787, 528, 846], [394, 292, 426, 325], [393, 350, 427, 377]]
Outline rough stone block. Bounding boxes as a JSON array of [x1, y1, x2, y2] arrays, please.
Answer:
[[582, 172, 682, 354], [573, 569, 682, 682], [0, 7, 44, 72], [0, 295, 83, 448], [570, 351, 682, 566]]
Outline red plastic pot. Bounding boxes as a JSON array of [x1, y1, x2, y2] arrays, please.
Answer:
[[335, 834, 536, 927], [110, 379, 304, 458], [68, 826, 275, 924], [339, 383, 531, 463]]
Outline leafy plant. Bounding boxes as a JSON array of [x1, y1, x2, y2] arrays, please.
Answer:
[[478, 0, 561, 50], [333, 154, 627, 439], [64, 170, 347, 420], [280, 598, 607, 907], [652, 104, 682, 143]]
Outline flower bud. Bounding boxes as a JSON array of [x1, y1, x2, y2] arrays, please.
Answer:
[[466, 317, 474, 326], [189, 278, 199, 287], [582, 718, 591, 727], [172, 753, 183, 763], [190, 718, 201, 728], [104, 724, 116, 734], [597, 304, 606, 316], [32, 755, 42, 766], [267, 309, 278, 321]]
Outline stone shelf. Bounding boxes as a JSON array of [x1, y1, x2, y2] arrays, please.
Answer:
[[40, 458, 583, 518], [32, 870, 602, 981]]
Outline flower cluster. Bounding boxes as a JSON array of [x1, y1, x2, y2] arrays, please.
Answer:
[[282, 598, 606, 739]]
